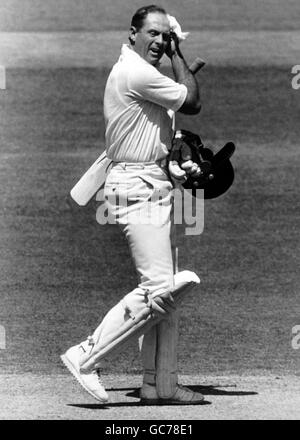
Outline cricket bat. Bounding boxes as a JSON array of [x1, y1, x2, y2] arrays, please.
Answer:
[[70, 151, 112, 206]]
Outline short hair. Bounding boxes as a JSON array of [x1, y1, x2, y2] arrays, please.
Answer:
[[131, 5, 167, 31]]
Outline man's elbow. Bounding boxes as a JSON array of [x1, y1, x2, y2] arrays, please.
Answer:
[[191, 99, 201, 114], [179, 98, 201, 115]]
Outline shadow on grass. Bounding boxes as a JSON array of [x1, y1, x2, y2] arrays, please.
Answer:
[[108, 385, 258, 397], [68, 400, 211, 409], [67, 384, 257, 409]]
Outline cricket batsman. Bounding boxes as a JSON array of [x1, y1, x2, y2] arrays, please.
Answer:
[[61, 4, 204, 404]]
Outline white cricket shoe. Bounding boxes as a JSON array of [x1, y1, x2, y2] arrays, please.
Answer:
[[61, 344, 108, 403]]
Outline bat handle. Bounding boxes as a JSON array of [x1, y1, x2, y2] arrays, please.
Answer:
[[189, 57, 206, 74]]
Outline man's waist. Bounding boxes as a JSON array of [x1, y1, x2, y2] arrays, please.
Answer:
[[111, 158, 167, 170]]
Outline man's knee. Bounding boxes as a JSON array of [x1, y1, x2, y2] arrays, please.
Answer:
[[122, 288, 149, 318], [138, 274, 174, 297], [122, 286, 176, 320], [148, 291, 177, 316], [122, 270, 201, 321]]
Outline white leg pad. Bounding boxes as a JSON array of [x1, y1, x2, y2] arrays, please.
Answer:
[[79, 271, 200, 373], [156, 311, 179, 398]]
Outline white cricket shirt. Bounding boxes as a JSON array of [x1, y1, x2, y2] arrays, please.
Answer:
[[104, 44, 187, 163]]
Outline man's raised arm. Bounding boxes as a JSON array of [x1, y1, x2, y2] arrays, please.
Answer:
[[166, 33, 201, 115]]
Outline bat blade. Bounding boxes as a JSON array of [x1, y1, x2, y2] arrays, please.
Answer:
[[70, 151, 112, 206]]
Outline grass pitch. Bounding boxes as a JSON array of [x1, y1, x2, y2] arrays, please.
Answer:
[[1, 0, 300, 31]]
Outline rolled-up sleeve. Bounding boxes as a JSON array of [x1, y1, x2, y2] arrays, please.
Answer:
[[128, 65, 187, 112]]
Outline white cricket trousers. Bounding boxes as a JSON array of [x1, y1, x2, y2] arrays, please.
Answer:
[[92, 162, 178, 396]]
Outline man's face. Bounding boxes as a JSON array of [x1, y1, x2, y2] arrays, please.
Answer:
[[130, 12, 171, 66]]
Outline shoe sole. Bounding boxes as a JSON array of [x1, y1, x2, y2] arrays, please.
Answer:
[[140, 397, 205, 406], [60, 353, 108, 404]]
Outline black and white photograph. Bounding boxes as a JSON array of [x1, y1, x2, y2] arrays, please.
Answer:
[[0, 0, 300, 423]]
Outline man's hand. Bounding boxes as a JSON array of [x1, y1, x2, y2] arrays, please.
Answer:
[[165, 31, 180, 59], [179, 144, 202, 177], [168, 136, 202, 183]]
